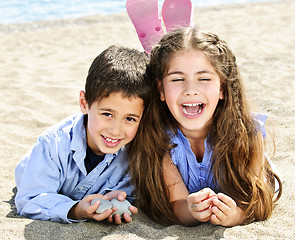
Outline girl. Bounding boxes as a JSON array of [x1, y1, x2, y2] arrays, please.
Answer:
[[129, 27, 282, 227]]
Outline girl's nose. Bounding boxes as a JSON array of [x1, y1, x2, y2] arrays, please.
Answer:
[[183, 80, 199, 96]]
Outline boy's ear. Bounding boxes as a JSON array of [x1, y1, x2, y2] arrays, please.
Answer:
[[79, 91, 88, 114], [157, 79, 165, 101]]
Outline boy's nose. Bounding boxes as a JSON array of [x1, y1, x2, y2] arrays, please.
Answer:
[[109, 120, 122, 136]]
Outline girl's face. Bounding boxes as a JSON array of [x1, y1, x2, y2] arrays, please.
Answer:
[[80, 91, 144, 155], [159, 49, 223, 137]]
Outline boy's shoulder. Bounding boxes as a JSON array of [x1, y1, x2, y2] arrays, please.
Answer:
[[39, 113, 85, 142]]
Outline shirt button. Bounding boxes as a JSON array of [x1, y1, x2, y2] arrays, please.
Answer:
[[199, 177, 205, 182], [79, 187, 84, 190], [199, 164, 206, 169]]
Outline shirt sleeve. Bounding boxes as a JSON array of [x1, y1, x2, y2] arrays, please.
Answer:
[[100, 173, 135, 203], [252, 112, 282, 192], [15, 135, 77, 223]]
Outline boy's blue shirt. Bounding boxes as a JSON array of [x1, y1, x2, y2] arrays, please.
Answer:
[[15, 113, 134, 223]]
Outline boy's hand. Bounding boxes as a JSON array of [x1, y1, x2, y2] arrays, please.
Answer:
[[68, 193, 114, 222], [187, 188, 217, 223], [105, 190, 138, 224], [210, 193, 245, 227]]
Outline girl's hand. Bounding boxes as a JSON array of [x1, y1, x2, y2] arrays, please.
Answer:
[[105, 190, 138, 225], [187, 188, 217, 223], [210, 193, 245, 227], [68, 193, 114, 222]]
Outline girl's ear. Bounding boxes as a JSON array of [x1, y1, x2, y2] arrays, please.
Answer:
[[219, 84, 225, 100], [219, 89, 224, 100], [79, 90, 89, 114], [157, 79, 165, 101]]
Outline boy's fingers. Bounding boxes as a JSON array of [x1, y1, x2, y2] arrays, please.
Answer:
[[117, 191, 127, 201], [92, 209, 113, 221], [105, 190, 127, 201], [129, 206, 138, 215], [113, 214, 122, 225], [86, 200, 100, 214], [122, 212, 132, 223]]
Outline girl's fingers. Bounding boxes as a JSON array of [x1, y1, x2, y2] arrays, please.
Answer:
[[217, 193, 237, 209], [191, 207, 212, 222], [190, 197, 214, 212], [210, 213, 221, 225], [188, 188, 216, 205], [212, 197, 231, 216]]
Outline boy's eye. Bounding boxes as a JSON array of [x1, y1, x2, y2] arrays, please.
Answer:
[[126, 117, 136, 122], [102, 112, 112, 118]]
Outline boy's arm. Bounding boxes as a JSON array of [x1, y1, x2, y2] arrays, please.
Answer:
[[15, 137, 78, 223]]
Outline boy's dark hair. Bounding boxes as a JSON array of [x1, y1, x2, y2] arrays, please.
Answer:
[[85, 45, 149, 108]]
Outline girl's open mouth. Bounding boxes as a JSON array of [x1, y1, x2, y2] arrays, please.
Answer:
[[181, 103, 204, 116]]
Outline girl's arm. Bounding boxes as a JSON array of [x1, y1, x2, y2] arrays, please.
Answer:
[[163, 157, 215, 226]]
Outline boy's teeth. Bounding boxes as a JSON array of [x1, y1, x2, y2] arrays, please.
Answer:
[[105, 137, 119, 143]]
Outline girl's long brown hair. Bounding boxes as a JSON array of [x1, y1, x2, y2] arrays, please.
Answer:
[[128, 27, 282, 225]]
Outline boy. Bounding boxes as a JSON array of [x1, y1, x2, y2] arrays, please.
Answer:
[[15, 45, 150, 224]]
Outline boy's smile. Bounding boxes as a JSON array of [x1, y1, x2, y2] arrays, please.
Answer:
[[80, 91, 144, 155]]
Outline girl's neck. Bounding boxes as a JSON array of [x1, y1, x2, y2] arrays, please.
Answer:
[[179, 126, 208, 163]]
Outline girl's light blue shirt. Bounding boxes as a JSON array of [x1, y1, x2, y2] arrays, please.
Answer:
[[169, 113, 279, 194], [15, 113, 134, 223]]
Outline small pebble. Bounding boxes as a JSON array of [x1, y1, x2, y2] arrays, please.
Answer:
[[111, 199, 132, 216], [91, 198, 112, 214]]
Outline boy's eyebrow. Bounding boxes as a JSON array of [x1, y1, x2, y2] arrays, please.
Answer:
[[99, 108, 141, 118]]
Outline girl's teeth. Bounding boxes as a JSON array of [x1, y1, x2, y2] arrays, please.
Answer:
[[182, 103, 202, 115]]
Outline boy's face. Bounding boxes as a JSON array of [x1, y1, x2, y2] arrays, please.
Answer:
[[80, 91, 144, 155]]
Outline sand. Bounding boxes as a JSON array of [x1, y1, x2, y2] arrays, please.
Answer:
[[0, 1, 294, 239]]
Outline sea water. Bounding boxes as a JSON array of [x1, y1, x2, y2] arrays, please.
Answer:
[[0, 0, 278, 24]]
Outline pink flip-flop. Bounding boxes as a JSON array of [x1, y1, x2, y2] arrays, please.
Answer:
[[162, 0, 193, 32], [126, 0, 164, 54]]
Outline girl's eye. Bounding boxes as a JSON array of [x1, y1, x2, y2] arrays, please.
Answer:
[[126, 117, 136, 122], [171, 78, 184, 82], [200, 78, 210, 81]]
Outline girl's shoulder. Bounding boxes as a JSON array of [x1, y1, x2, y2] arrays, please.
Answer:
[[251, 112, 267, 139]]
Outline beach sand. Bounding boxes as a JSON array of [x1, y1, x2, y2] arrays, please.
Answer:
[[0, 1, 294, 239]]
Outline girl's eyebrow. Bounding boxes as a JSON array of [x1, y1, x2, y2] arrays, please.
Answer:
[[165, 70, 183, 76], [166, 70, 214, 76]]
